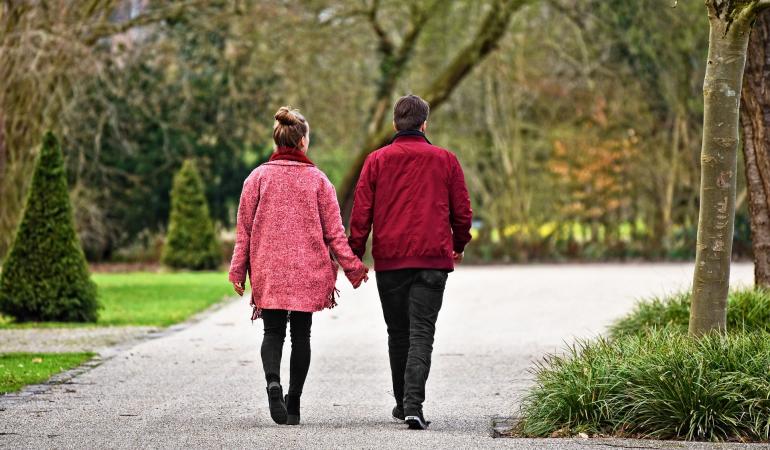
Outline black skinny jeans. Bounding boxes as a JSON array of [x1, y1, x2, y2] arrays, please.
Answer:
[[260, 309, 312, 396], [376, 269, 447, 415]]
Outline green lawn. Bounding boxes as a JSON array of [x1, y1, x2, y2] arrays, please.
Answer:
[[0, 352, 95, 394], [0, 271, 234, 328]]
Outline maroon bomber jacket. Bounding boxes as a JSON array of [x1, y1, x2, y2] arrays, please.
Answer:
[[348, 132, 473, 272]]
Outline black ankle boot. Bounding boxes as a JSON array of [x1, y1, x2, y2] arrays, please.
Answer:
[[285, 394, 301, 425], [266, 381, 287, 424], [392, 405, 405, 421]]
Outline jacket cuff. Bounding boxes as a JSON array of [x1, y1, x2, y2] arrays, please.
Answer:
[[344, 262, 367, 283], [453, 242, 467, 254], [228, 272, 246, 284]]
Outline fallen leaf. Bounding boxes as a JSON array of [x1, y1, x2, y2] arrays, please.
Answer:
[[31, 358, 43, 363]]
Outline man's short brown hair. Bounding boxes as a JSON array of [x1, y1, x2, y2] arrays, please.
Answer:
[[393, 94, 430, 131]]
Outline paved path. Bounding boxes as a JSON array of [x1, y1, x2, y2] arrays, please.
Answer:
[[0, 326, 158, 353], [1, 263, 765, 449]]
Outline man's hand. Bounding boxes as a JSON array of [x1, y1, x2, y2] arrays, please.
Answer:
[[233, 282, 245, 296], [452, 251, 464, 264], [352, 266, 370, 288]]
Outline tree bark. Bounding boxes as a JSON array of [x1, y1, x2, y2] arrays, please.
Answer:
[[338, 0, 531, 223], [740, 10, 770, 288], [689, 2, 759, 336], [0, 107, 5, 192]]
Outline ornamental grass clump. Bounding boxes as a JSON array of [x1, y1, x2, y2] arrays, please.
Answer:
[[610, 288, 770, 339], [517, 330, 770, 441]]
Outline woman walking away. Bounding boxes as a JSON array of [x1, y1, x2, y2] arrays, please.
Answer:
[[229, 106, 368, 426]]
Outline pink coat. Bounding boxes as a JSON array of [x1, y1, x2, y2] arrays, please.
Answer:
[[228, 160, 366, 317]]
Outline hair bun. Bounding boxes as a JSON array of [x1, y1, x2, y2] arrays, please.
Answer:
[[274, 107, 299, 126]]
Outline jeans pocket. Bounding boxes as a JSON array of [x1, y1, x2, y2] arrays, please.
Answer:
[[376, 272, 414, 294], [417, 270, 448, 289]]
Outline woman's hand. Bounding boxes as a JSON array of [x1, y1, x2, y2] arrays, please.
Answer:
[[352, 266, 370, 288], [233, 282, 245, 296]]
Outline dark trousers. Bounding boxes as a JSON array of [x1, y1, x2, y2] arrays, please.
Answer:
[[376, 269, 447, 414], [260, 309, 312, 396]]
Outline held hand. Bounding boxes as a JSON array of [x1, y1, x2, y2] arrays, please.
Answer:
[[233, 282, 245, 296], [352, 266, 370, 288], [452, 251, 464, 264]]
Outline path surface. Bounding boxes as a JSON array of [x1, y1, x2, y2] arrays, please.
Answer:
[[0, 326, 158, 353], [1, 263, 764, 449]]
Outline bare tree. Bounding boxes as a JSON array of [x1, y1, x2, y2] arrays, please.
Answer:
[[740, 10, 770, 288], [689, 0, 770, 336], [0, 1, 203, 262], [337, 0, 534, 220]]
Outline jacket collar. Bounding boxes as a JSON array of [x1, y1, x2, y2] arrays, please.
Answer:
[[268, 147, 315, 166], [391, 129, 431, 145]]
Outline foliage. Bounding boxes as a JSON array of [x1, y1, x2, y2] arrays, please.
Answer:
[[161, 160, 221, 270], [517, 330, 770, 441], [0, 133, 99, 322], [445, 0, 718, 261], [0, 1, 757, 263], [610, 288, 770, 339], [0, 1, 210, 263], [61, 14, 273, 258], [0, 352, 95, 394]]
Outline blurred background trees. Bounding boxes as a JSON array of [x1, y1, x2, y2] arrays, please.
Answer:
[[0, 0, 761, 265]]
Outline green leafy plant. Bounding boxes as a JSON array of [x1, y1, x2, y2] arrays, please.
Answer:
[[0, 132, 99, 322], [518, 330, 770, 441], [610, 288, 770, 339], [161, 160, 221, 270]]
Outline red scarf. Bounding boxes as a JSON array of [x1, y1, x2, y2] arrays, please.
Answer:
[[269, 147, 315, 166]]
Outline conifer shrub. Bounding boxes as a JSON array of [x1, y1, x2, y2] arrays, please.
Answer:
[[161, 159, 221, 270], [0, 132, 99, 322]]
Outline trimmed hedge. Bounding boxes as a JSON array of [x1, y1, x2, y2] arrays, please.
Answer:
[[161, 159, 221, 270], [0, 132, 99, 322], [609, 288, 770, 338]]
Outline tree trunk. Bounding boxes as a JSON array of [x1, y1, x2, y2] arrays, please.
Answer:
[[740, 10, 770, 288], [689, 6, 754, 336], [0, 107, 5, 199]]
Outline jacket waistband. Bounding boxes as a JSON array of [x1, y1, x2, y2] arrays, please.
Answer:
[[374, 255, 454, 272]]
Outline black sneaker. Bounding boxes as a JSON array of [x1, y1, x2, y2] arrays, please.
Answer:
[[392, 405, 405, 422], [404, 411, 431, 430], [266, 382, 287, 424], [285, 394, 300, 425]]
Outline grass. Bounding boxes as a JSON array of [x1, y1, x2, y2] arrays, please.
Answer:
[[0, 352, 95, 394], [517, 288, 770, 442], [0, 271, 233, 328], [517, 330, 770, 441], [609, 288, 770, 338]]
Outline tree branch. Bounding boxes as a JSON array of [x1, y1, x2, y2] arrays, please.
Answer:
[[365, 0, 395, 57], [423, 0, 532, 108], [338, 0, 533, 220], [80, 1, 203, 46], [755, 0, 770, 12], [394, 0, 437, 64]]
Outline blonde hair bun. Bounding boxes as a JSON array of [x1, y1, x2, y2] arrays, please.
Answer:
[[274, 106, 299, 126]]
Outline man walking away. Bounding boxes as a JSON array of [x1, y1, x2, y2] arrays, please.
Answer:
[[348, 94, 473, 430]]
